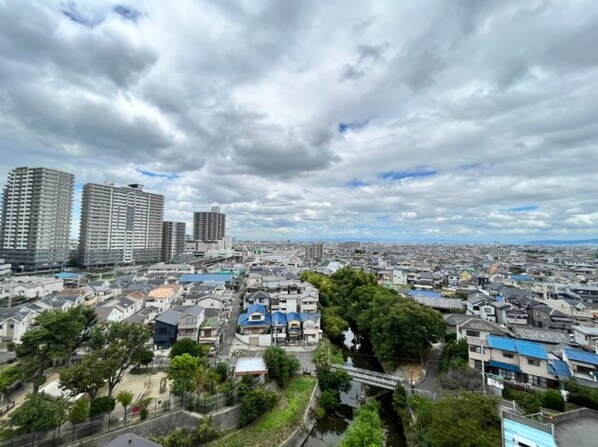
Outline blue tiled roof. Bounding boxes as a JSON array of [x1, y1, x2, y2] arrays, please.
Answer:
[[564, 348, 598, 366], [511, 274, 532, 282], [549, 360, 572, 377], [408, 290, 442, 299], [286, 312, 302, 322], [247, 304, 267, 315], [180, 273, 233, 283], [238, 313, 271, 326], [487, 335, 517, 352], [271, 312, 287, 326], [487, 335, 548, 359], [489, 360, 521, 372]]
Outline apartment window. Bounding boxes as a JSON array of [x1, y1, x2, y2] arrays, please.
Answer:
[[499, 369, 516, 381], [527, 359, 540, 367], [503, 352, 514, 359], [469, 345, 482, 353], [466, 330, 480, 337], [529, 375, 547, 388], [473, 360, 482, 370]]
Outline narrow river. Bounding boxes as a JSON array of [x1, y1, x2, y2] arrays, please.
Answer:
[[302, 329, 407, 446]]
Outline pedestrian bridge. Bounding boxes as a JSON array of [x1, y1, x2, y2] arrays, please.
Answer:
[[330, 364, 404, 390]]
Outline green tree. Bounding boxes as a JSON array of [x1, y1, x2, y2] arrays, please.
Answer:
[[214, 362, 230, 383], [168, 354, 199, 396], [238, 388, 278, 427], [0, 364, 22, 402], [170, 338, 206, 359], [339, 401, 384, 447], [427, 392, 500, 447], [116, 390, 134, 425], [89, 322, 152, 395], [237, 375, 257, 399], [393, 382, 408, 413], [263, 347, 300, 388], [9, 393, 69, 433], [313, 338, 350, 412], [16, 307, 96, 393], [89, 396, 116, 417], [69, 397, 90, 441], [59, 352, 107, 399], [131, 347, 154, 370], [370, 300, 446, 361]]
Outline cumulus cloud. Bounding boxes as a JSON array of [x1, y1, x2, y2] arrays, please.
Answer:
[[0, 0, 597, 242]]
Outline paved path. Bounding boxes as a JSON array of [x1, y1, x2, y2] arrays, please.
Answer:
[[417, 342, 445, 394]]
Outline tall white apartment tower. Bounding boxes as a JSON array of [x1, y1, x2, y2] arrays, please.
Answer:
[[0, 167, 74, 271], [79, 183, 164, 267], [193, 206, 225, 242]]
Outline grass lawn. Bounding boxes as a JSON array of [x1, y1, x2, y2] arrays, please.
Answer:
[[210, 375, 317, 447]]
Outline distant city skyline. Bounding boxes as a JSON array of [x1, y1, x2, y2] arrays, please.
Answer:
[[1, 2, 598, 243]]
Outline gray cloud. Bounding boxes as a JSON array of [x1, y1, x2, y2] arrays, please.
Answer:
[[0, 0, 597, 242]]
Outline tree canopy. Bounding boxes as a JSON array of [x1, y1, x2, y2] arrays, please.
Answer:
[[9, 393, 69, 433], [263, 347, 300, 388], [339, 401, 385, 447], [16, 307, 96, 392], [168, 354, 199, 396]]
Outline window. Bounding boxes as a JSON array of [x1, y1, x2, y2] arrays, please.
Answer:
[[473, 360, 482, 370], [528, 375, 547, 388], [469, 345, 482, 353], [466, 330, 480, 337], [527, 359, 540, 367], [500, 368, 516, 380], [251, 315, 262, 321], [503, 352, 514, 359], [9, 324, 14, 329]]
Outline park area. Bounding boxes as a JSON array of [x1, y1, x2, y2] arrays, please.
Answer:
[[210, 375, 317, 447]]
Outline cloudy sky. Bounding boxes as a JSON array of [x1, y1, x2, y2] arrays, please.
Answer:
[[1, 0, 598, 243]]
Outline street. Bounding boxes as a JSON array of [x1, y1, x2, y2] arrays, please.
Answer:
[[219, 289, 242, 356], [417, 342, 445, 394]]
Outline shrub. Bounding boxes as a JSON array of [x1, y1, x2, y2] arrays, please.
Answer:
[[238, 388, 278, 427], [568, 393, 598, 411], [540, 390, 564, 412]]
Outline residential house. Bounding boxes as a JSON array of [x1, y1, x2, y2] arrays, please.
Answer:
[[469, 335, 559, 388], [0, 306, 37, 350], [561, 349, 598, 386], [544, 298, 594, 326], [153, 304, 205, 349], [572, 326, 598, 352], [237, 304, 271, 335], [146, 284, 183, 313], [530, 305, 578, 330]]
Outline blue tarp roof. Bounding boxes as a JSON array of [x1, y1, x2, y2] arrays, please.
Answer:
[[487, 335, 548, 359], [55, 272, 85, 279], [180, 273, 233, 283], [408, 290, 442, 299], [511, 274, 532, 282], [549, 360, 572, 377], [495, 295, 505, 303], [489, 360, 522, 372], [286, 312, 302, 322], [564, 348, 598, 366]]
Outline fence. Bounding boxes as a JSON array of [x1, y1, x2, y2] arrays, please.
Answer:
[[0, 391, 235, 447]]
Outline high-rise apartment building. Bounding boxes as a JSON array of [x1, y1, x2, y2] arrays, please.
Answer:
[[79, 183, 164, 267], [193, 206, 225, 242], [162, 221, 186, 262], [0, 167, 74, 272], [305, 242, 324, 264]]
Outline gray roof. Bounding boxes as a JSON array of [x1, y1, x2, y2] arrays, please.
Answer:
[[413, 296, 464, 310], [444, 313, 482, 326], [106, 434, 160, 447], [458, 318, 508, 334], [510, 326, 571, 344]]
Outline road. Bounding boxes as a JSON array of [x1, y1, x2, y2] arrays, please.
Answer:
[[417, 342, 445, 394], [220, 289, 242, 356]]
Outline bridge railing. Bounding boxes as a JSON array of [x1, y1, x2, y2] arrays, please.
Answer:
[[331, 364, 404, 383]]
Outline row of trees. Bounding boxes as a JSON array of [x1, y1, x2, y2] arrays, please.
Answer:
[[302, 267, 446, 363]]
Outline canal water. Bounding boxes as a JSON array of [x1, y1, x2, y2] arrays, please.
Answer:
[[302, 329, 406, 446]]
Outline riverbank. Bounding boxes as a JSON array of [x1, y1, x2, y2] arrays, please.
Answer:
[[210, 375, 317, 447]]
